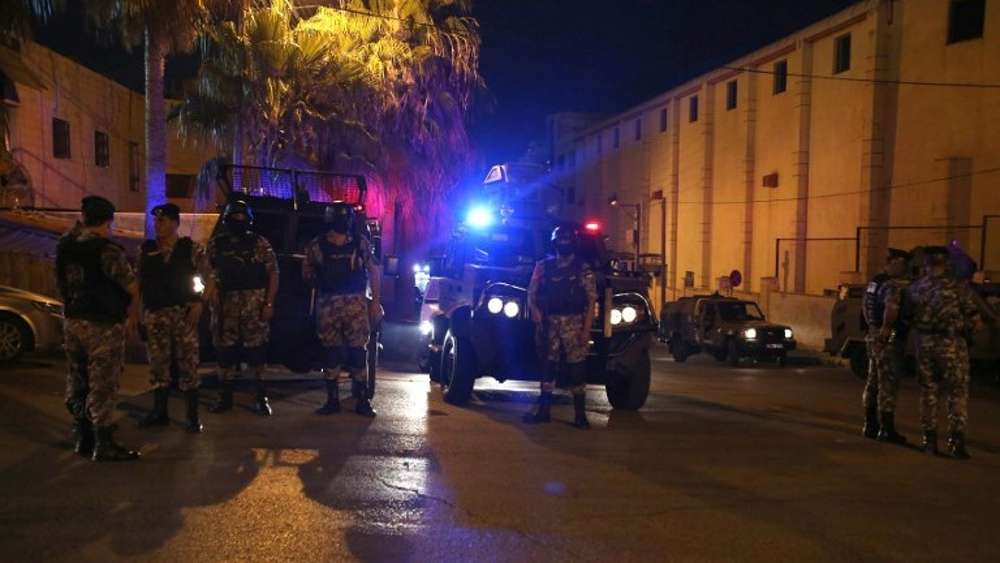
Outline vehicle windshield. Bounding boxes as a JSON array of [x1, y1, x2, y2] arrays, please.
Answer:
[[466, 227, 540, 267], [717, 301, 765, 321]]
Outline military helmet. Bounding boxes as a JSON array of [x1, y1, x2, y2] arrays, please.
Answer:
[[323, 201, 355, 224], [551, 225, 578, 244], [222, 200, 254, 227]]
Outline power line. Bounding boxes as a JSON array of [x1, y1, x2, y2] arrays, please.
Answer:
[[672, 166, 1000, 206], [722, 66, 1000, 89]]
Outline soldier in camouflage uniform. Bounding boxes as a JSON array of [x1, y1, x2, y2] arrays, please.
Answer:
[[908, 246, 982, 459], [861, 248, 911, 444], [302, 203, 381, 417], [205, 200, 279, 416], [56, 196, 140, 462], [525, 226, 598, 429], [137, 203, 207, 433]]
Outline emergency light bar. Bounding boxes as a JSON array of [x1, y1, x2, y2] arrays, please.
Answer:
[[584, 221, 601, 233]]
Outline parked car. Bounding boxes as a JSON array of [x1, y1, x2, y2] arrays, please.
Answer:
[[660, 293, 796, 366], [0, 285, 64, 363]]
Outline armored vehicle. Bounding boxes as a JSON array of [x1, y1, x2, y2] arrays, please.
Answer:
[[199, 164, 383, 380], [424, 164, 656, 409], [660, 294, 796, 366]]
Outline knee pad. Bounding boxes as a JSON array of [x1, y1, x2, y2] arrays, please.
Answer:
[[324, 346, 346, 369], [245, 345, 267, 367], [347, 347, 367, 370], [216, 346, 239, 369]]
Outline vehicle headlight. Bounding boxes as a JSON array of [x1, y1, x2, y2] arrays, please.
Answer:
[[784, 328, 794, 340], [193, 275, 205, 294], [610, 308, 623, 325], [744, 328, 757, 339], [32, 300, 64, 317], [487, 297, 504, 314], [503, 301, 520, 318], [621, 306, 637, 323], [418, 320, 433, 336]]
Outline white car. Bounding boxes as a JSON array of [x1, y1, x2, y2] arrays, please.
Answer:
[[0, 285, 64, 362]]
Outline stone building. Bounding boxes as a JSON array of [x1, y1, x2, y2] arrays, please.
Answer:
[[551, 0, 1000, 307]]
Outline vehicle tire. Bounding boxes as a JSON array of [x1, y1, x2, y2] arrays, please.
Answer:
[[606, 351, 651, 410], [0, 313, 31, 364], [713, 348, 728, 362], [726, 338, 740, 367], [848, 346, 868, 380], [428, 350, 442, 383], [777, 353, 788, 368], [440, 333, 475, 405], [669, 337, 689, 363]]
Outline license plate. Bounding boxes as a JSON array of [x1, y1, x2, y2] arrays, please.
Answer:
[[767, 344, 784, 349]]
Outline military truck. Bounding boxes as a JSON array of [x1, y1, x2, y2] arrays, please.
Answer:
[[660, 294, 796, 366], [423, 164, 656, 409], [199, 164, 383, 381]]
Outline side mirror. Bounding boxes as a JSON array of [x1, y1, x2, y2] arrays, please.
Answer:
[[384, 255, 400, 277]]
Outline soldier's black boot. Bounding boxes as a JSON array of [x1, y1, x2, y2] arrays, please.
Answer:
[[91, 425, 139, 462], [254, 383, 273, 417], [72, 417, 94, 458], [523, 392, 552, 424], [922, 431, 938, 456], [138, 387, 170, 428], [572, 392, 590, 430], [876, 411, 906, 445], [316, 379, 341, 415], [352, 381, 376, 417], [862, 407, 880, 439], [184, 389, 203, 433], [948, 432, 970, 460], [209, 381, 233, 413]]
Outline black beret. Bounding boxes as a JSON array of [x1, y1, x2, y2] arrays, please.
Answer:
[[151, 203, 181, 222], [81, 195, 115, 224]]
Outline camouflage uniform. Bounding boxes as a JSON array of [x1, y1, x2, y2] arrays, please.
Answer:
[[862, 278, 907, 413], [138, 240, 207, 391], [538, 259, 598, 394], [60, 229, 135, 428], [908, 274, 979, 435], [303, 235, 375, 384], [205, 233, 278, 380]]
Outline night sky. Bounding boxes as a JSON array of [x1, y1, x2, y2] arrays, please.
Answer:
[[33, 0, 858, 166]]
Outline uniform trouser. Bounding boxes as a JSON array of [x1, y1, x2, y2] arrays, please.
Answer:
[[540, 314, 588, 395], [916, 334, 970, 434], [212, 289, 269, 380], [146, 305, 200, 391], [862, 333, 904, 412], [316, 293, 370, 384], [64, 319, 125, 427]]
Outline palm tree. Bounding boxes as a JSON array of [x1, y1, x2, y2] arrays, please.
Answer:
[[0, 0, 61, 44], [85, 1, 224, 236]]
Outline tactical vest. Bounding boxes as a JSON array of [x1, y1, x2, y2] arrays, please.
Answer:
[[317, 237, 368, 295], [56, 235, 130, 323], [212, 234, 268, 292], [862, 273, 889, 328], [140, 237, 198, 311], [541, 257, 588, 315]]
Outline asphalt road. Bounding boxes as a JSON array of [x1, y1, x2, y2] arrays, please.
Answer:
[[2, 345, 1000, 562]]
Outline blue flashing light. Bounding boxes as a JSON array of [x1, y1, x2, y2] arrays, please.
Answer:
[[465, 206, 495, 229]]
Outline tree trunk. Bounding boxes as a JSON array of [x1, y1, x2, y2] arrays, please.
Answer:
[[144, 25, 168, 238]]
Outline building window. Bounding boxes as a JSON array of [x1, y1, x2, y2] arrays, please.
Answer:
[[948, 0, 985, 44], [52, 118, 71, 159], [635, 118, 642, 141], [773, 60, 788, 94], [613, 127, 620, 149], [166, 174, 195, 198], [128, 141, 140, 192], [834, 34, 851, 74], [726, 80, 738, 110], [689, 96, 699, 122], [94, 131, 110, 168], [659, 107, 668, 132]]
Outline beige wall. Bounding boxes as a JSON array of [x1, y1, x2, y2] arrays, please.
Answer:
[[6, 41, 215, 212], [558, 0, 1000, 299]]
